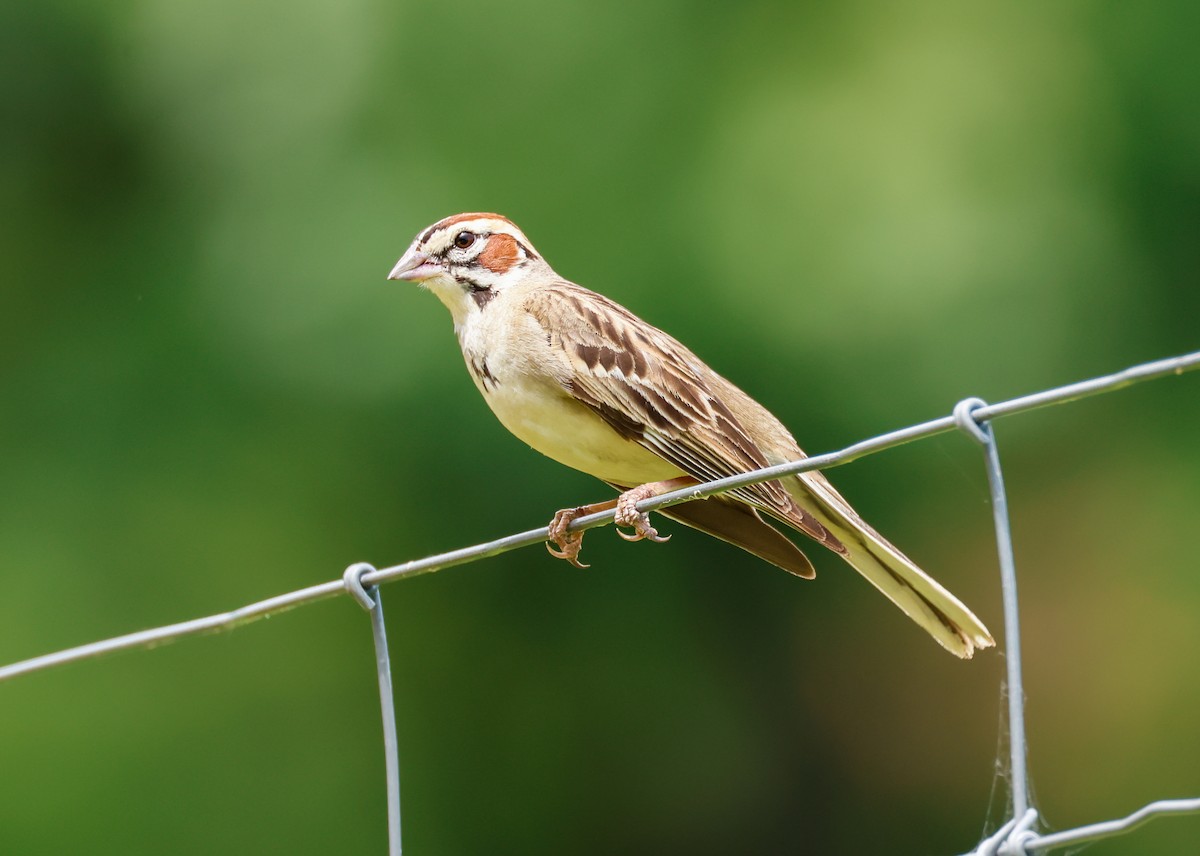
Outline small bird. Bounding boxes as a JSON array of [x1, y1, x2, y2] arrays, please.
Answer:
[[389, 213, 994, 658]]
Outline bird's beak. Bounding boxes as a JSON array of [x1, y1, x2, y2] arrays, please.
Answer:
[[387, 248, 441, 282]]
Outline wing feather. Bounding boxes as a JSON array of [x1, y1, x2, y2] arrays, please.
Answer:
[[526, 283, 805, 521]]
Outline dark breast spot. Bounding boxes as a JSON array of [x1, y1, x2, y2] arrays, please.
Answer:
[[468, 357, 498, 390], [471, 287, 497, 309]]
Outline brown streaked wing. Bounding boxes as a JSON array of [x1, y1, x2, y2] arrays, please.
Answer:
[[526, 283, 798, 517]]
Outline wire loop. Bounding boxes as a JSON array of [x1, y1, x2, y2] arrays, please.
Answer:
[[954, 396, 992, 446], [997, 808, 1040, 855], [343, 562, 379, 611]]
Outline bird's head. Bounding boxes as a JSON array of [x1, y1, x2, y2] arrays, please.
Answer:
[[388, 213, 546, 323]]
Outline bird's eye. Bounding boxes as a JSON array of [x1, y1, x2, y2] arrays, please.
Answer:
[[454, 231, 477, 249]]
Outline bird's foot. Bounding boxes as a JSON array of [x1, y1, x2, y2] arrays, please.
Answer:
[[547, 499, 619, 568], [548, 479, 695, 564], [547, 507, 591, 568], [614, 484, 673, 543]]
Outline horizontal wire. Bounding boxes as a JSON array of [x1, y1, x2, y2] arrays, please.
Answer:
[[1024, 797, 1200, 852], [2, 348, 1198, 684]]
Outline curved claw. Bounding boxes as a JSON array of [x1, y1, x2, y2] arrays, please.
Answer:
[[615, 513, 671, 544], [546, 539, 590, 569]]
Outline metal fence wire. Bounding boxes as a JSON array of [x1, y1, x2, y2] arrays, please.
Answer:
[[3, 350, 1200, 855]]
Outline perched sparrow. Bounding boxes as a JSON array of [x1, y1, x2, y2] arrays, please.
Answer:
[[389, 213, 994, 658]]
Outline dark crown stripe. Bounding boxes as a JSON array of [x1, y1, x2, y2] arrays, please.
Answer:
[[420, 212, 515, 246]]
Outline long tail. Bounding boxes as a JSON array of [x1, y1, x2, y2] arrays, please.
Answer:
[[785, 474, 995, 659]]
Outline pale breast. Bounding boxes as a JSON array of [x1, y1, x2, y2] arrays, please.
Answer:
[[458, 298, 683, 487], [481, 373, 684, 486]]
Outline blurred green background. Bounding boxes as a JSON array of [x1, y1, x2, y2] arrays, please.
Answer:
[[2, 0, 1198, 853]]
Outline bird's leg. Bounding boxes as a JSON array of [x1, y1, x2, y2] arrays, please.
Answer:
[[615, 476, 698, 543], [547, 499, 618, 569]]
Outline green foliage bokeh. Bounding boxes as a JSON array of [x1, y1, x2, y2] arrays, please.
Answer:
[[2, 0, 1198, 853]]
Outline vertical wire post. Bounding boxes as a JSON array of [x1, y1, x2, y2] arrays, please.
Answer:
[[954, 399, 1031, 822], [345, 563, 403, 856]]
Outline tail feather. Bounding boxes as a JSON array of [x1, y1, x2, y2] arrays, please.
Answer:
[[834, 522, 994, 658], [786, 472, 995, 659], [660, 496, 817, 579]]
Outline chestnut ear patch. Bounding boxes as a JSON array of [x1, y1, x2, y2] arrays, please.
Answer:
[[478, 233, 520, 274]]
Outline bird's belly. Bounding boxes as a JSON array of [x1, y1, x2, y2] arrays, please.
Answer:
[[482, 377, 684, 487]]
